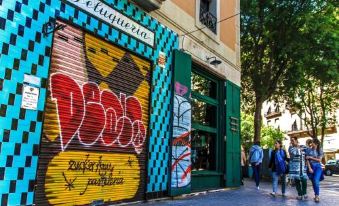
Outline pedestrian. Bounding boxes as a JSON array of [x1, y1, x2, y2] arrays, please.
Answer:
[[289, 137, 308, 200], [241, 145, 247, 185], [269, 140, 288, 197], [306, 139, 324, 202], [249, 141, 263, 190]]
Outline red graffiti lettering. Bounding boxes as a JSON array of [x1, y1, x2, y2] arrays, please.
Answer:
[[50, 73, 84, 151], [50, 73, 146, 154]]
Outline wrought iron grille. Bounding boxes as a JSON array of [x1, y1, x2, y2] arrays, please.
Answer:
[[199, 7, 217, 33]]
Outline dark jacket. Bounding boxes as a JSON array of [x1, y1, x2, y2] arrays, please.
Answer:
[[269, 149, 288, 172]]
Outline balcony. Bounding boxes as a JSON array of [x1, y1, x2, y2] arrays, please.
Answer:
[[264, 111, 282, 119], [199, 7, 217, 33], [287, 125, 337, 138], [130, 0, 166, 12]]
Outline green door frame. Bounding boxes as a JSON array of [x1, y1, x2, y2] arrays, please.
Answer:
[[191, 64, 225, 190]]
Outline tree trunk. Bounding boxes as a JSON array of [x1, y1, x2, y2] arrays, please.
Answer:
[[254, 98, 263, 143]]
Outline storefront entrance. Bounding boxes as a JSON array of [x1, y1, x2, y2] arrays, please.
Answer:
[[35, 21, 151, 205], [190, 64, 225, 191]]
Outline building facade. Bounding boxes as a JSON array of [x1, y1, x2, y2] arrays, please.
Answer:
[[0, 0, 241, 205], [262, 102, 339, 161]]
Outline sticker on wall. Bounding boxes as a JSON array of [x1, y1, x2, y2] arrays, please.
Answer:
[[21, 85, 40, 110], [158, 51, 167, 68], [35, 21, 151, 205]]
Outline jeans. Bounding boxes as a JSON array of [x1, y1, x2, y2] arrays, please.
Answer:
[[251, 163, 261, 187], [311, 163, 322, 196], [295, 178, 307, 196], [272, 172, 286, 194]]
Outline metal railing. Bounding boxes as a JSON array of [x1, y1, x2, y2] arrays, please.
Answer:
[[199, 7, 217, 33]]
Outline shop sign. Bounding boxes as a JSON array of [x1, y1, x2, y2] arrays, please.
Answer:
[[21, 85, 40, 110], [66, 0, 155, 47]]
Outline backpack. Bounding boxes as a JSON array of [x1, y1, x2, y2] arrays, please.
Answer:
[[275, 149, 287, 175], [250, 147, 260, 163]]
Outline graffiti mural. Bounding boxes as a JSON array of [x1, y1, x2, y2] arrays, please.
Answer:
[[36, 21, 151, 205], [171, 82, 192, 188]]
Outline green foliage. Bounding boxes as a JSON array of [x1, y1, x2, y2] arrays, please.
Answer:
[[241, 112, 284, 151], [241, 0, 338, 142], [283, 1, 339, 146], [240, 112, 254, 152], [261, 126, 284, 150]]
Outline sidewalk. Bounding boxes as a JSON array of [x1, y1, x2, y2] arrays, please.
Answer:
[[137, 177, 339, 206]]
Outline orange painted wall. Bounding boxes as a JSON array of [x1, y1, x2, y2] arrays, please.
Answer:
[[171, 0, 195, 18], [220, 0, 236, 51], [171, 0, 236, 51]]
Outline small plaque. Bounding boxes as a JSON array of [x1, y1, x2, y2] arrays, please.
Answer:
[[21, 85, 40, 110]]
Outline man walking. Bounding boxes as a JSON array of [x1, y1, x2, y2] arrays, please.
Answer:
[[249, 141, 264, 190]]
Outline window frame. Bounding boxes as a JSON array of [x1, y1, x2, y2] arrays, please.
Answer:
[[191, 64, 223, 173], [195, 0, 220, 41]]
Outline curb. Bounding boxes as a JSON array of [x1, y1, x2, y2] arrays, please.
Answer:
[[112, 187, 240, 205]]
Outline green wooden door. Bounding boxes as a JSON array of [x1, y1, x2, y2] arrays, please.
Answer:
[[169, 50, 192, 196], [225, 80, 241, 187]]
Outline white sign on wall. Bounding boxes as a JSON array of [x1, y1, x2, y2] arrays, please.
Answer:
[[21, 85, 40, 110], [24, 74, 41, 86], [66, 0, 155, 47], [158, 51, 167, 68]]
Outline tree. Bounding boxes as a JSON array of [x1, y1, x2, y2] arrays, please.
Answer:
[[240, 112, 254, 152], [241, 0, 336, 142], [284, 1, 339, 147], [241, 112, 284, 151], [287, 78, 338, 147], [261, 125, 284, 149]]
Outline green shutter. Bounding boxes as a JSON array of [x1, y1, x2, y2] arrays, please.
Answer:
[[225, 80, 241, 187], [169, 50, 192, 196]]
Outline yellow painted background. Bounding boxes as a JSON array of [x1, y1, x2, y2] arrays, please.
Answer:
[[45, 151, 140, 205]]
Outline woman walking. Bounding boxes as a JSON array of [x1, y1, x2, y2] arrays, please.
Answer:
[[249, 141, 263, 190], [306, 139, 324, 202], [289, 137, 308, 200], [269, 140, 288, 197]]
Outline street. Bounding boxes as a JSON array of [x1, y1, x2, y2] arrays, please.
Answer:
[[139, 176, 339, 206]]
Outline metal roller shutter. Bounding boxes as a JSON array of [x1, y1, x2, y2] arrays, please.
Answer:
[[36, 20, 151, 205]]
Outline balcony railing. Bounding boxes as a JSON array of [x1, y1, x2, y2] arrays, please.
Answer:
[[264, 111, 282, 119], [199, 7, 217, 34]]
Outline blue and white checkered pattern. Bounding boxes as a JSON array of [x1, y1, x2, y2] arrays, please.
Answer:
[[0, 0, 178, 205]]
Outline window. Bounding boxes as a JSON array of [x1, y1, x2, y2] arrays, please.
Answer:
[[267, 106, 271, 115], [199, 0, 217, 33], [292, 120, 298, 131], [191, 131, 216, 170], [191, 67, 221, 172], [275, 105, 280, 113], [192, 72, 217, 99], [192, 99, 217, 127]]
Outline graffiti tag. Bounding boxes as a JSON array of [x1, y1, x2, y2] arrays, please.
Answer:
[[50, 73, 146, 154]]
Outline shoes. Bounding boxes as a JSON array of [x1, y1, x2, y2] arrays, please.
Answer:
[[303, 195, 308, 200], [270, 192, 276, 197], [314, 196, 320, 202], [282, 194, 286, 198], [256, 186, 260, 190], [297, 196, 303, 200]]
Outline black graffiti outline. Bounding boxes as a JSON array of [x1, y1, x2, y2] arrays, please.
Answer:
[[126, 156, 135, 168], [63, 172, 77, 191]]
